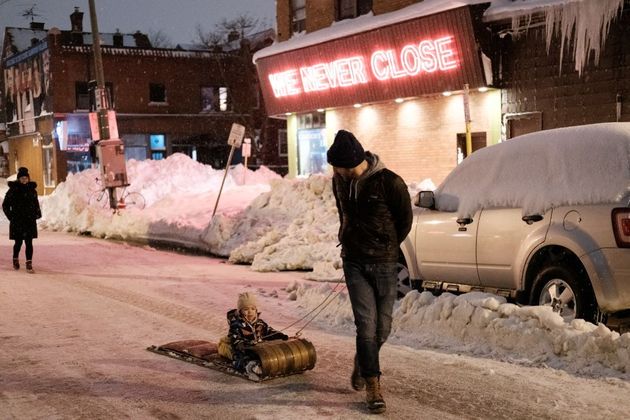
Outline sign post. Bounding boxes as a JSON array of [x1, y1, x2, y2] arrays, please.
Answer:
[[241, 137, 251, 184], [462, 83, 472, 157], [211, 123, 245, 219]]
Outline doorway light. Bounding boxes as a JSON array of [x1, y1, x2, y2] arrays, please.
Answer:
[[353, 103, 362, 108], [478, 87, 489, 93], [395, 98, 404, 103], [442, 91, 452, 97]]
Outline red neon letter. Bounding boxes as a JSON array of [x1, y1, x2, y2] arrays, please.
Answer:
[[435, 36, 458, 70], [400, 44, 421, 76], [419, 40, 438, 73], [371, 50, 390, 80], [268, 70, 302, 97]]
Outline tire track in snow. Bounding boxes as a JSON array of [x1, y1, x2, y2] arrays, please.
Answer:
[[46, 270, 225, 333]]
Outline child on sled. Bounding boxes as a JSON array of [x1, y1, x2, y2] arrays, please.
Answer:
[[218, 291, 288, 379]]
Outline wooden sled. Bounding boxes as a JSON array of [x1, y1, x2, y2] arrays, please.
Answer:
[[147, 338, 316, 382]]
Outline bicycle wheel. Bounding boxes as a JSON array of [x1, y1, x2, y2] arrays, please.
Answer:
[[123, 192, 146, 210], [88, 190, 109, 209]]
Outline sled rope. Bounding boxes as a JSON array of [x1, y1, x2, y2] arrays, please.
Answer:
[[267, 276, 346, 339]]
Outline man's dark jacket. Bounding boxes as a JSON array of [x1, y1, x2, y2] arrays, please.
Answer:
[[332, 152, 412, 263]]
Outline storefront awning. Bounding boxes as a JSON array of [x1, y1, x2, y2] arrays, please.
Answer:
[[255, 6, 487, 116]]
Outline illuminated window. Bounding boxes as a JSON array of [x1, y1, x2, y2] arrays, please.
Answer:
[[291, 0, 306, 33], [201, 86, 231, 112], [150, 134, 166, 160], [337, 0, 372, 21]]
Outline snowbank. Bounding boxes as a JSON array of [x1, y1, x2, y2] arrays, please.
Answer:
[[290, 282, 630, 379]]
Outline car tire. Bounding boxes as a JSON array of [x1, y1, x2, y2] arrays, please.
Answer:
[[531, 264, 598, 323], [396, 257, 413, 299]]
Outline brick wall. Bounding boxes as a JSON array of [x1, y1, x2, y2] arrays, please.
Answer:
[[373, 0, 419, 15], [499, 9, 630, 128], [326, 90, 500, 185]]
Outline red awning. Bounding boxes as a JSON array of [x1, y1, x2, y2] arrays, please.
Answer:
[[256, 6, 487, 116]]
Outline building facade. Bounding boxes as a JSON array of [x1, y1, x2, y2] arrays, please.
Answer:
[[256, 1, 501, 184], [255, 0, 629, 184], [1, 8, 286, 193]]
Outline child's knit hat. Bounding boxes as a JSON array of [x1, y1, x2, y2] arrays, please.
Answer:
[[237, 292, 257, 310]]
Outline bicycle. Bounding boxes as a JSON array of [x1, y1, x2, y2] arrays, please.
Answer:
[[88, 178, 146, 211]]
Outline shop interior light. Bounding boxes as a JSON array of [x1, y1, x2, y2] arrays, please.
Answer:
[[285, 112, 292, 116], [442, 91, 452, 97], [395, 98, 404, 103], [478, 86, 489, 92], [353, 103, 362, 108], [317, 108, 325, 113]]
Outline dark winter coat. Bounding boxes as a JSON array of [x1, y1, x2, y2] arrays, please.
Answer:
[[226, 308, 287, 350], [332, 152, 413, 263], [225, 308, 288, 371], [2, 181, 42, 240]]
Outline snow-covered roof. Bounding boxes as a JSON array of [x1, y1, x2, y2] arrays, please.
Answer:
[[3, 27, 48, 53], [435, 122, 630, 217], [60, 45, 233, 59], [254, 0, 625, 77]]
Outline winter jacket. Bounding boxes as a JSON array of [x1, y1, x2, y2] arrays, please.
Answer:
[[225, 308, 288, 370], [332, 152, 412, 263], [226, 308, 288, 350], [2, 181, 42, 240]]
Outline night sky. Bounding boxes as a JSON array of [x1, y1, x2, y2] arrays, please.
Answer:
[[0, 0, 276, 46]]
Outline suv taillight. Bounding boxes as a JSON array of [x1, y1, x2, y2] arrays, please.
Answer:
[[612, 208, 630, 248]]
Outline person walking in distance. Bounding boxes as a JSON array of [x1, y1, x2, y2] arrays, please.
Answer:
[[327, 130, 412, 414], [2, 167, 42, 273]]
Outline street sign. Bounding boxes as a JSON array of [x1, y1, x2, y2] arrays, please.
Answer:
[[227, 123, 246, 147], [242, 137, 251, 157]]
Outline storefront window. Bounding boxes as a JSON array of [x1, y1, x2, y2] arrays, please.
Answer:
[[297, 128, 327, 176], [123, 134, 148, 161], [42, 137, 54, 188], [150, 134, 166, 160]]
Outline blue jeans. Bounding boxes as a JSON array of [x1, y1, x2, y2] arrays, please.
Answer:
[[343, 260, 398, 378]]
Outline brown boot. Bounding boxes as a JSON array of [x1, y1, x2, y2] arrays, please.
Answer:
[[351, 354, 365, 391], [13, 258, 19, 270], [365, 376, 386, 413], [25, 260, 33, 273]]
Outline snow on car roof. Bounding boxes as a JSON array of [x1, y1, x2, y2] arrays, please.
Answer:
[[435, 123, 630, 217]]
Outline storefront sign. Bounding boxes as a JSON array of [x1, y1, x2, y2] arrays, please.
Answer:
[[256, 6, 486, 115], [269, 36, 457, 98]]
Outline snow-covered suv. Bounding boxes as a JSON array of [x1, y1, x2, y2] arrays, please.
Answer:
[[400, 123, 630, 326]]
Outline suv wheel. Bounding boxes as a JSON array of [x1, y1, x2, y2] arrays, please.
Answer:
[[397, 261, 412, 299], [531, 265, 597, 323]]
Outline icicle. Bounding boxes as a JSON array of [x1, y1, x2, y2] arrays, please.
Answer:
[[512, 0, 624, 76]]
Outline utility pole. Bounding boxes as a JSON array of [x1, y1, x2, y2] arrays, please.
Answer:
[[88, 0, 128, 209]]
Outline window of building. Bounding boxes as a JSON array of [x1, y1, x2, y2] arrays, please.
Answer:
[[42, 138, 54, 188], [149, 83, 167, 103], [278, 129, 288, 157], [337, 0, 372, 21], [76, 81, 114, 110], [75, 82, 90, 110], [291, 0, 306, 33], [123, 134, 148, 161], [201, 86, 232, 112], [150, 134, 166, 160]]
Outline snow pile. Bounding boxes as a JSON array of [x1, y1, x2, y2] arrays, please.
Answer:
[[40, 154, 279, 248], [291, 283, 630, 378], [435, 123, 630, 217]]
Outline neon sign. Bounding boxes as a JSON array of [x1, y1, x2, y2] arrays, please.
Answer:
[[268, 35, 458, 98]]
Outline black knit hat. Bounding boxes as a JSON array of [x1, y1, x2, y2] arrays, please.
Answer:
[[17, 167, 30, 178], [327, 130, 365, 168]]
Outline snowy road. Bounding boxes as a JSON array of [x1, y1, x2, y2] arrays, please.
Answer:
[[1, 225, 629, 419]]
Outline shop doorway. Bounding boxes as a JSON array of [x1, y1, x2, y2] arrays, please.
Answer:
[[456, 132, 487, 163], [296, 111, 327, 176]]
